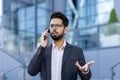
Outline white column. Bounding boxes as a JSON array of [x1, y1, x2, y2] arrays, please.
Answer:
[[114, 0, 120, 21], [52, 0, 66, 13]]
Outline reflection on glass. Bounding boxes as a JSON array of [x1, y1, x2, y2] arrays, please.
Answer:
[[99, 23, 120, 47], [66, 28, 98, 49], [79, 28, 98, 49]]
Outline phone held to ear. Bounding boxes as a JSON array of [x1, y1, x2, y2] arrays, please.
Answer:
[[44, 29, 50, 40]]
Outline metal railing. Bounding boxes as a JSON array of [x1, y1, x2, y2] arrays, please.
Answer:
[[111, 60, 120, 80], [0, 27, 35, 63], [0, 27, 36, 80]]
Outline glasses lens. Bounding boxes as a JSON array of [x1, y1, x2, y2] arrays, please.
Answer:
[[50, 24, 63, 29]]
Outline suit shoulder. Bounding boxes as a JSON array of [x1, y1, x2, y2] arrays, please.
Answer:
[[70, 45, 83, 51]]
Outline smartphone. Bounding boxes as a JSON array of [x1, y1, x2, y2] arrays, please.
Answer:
[[44, 29, 50, 40]]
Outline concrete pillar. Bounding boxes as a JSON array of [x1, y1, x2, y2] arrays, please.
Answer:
[[114, 0, 120, 21], [49, 0, 66, 13]]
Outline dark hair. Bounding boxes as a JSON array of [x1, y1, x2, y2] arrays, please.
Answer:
[[50, 11, 69, 27]]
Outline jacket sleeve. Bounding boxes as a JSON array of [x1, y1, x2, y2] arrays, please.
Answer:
[[27, 46, 46, 76], [78, 48, 91, 80]]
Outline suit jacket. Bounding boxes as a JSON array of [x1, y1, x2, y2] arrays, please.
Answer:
[[28, 42, 91, 80]]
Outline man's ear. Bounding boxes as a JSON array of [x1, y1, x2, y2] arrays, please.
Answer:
[[64, 27, 68, 33]]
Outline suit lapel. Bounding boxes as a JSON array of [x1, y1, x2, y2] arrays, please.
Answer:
[[62, 42, 72, 67], [46, 45, 52, 80]]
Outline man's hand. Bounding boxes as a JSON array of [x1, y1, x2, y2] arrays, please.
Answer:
[[75, 61, 95, 73], [40, 30, 49, 48]]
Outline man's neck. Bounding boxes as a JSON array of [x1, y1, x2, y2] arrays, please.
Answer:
[[54, 38, 65, 48]]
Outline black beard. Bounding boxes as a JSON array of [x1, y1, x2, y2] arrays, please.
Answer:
[[50, 32, 64, 41]]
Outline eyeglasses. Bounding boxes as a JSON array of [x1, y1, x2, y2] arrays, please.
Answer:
[[49, 24, 64, 29]]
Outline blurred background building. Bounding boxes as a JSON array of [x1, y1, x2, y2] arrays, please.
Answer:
[[0, 0, 120, 80]]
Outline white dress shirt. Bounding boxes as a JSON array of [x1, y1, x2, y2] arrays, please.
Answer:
[[51, 41, 66, 80]]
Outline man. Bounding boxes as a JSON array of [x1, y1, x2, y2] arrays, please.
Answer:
[[28, 11, 94, 80]]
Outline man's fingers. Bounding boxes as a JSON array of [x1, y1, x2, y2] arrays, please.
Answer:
[[75, 61, 87, 72], [75, 61, 82, 70], [75, 61, 95, 71], [75, 60, 95, 72], [86, 60, 95, 66]]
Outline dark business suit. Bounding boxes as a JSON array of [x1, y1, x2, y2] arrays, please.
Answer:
[[28, 42, 91, 80]]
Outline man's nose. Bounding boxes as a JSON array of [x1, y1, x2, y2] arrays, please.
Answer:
[[52, 26, 57, 30]]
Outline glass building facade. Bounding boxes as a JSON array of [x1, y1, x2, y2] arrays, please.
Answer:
[[66, 0, 120, 49], [2, 0, 119, 52], [1, 0, 53, 61], [2, 0, 50, 51], [1, 0, 120, 80]]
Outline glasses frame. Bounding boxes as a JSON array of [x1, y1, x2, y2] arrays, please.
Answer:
[[49, 24, 64, 29]]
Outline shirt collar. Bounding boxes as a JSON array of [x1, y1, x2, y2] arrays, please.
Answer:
[[52, 40, 66, 49]]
